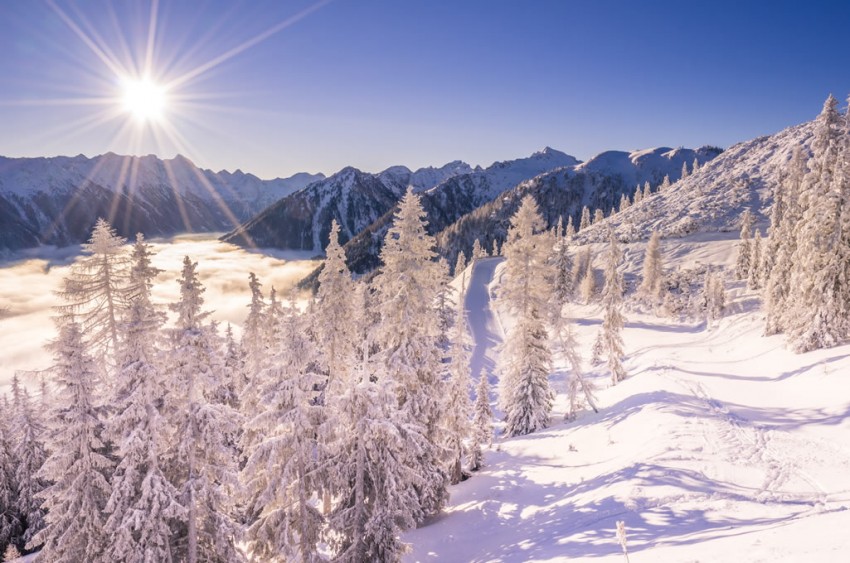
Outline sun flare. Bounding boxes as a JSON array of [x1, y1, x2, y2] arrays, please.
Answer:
[[120, 77, 167, 123]]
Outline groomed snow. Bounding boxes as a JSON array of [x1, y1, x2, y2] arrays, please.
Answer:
[[406, 238, 850, 562]]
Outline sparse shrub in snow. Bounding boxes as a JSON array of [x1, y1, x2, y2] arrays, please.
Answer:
[[662, 264, 709, 319], [616, 520, 630, 563], [498, 195, 555, 437], [468, 369, 493, 472]]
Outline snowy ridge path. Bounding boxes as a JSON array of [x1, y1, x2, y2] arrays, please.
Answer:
[[464, 257, 504, 384]]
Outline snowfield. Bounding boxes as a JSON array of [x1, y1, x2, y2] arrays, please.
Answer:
[[406, 238, 850, 562]]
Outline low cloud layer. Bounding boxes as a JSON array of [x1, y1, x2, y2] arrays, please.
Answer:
[[0, 235, 319, 392]]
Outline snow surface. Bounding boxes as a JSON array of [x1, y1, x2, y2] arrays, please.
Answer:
[[406, 235, 850, 562]]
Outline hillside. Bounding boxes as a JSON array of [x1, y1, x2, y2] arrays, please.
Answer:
[[405, 237, 850, 562], [0, 152, 323, 251]]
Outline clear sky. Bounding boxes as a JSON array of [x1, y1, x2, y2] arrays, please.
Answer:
[[1, 0, 848, 179]]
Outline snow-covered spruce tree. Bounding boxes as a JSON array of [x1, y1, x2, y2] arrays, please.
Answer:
[[593, 208, 605, 224], [166, 257, 243, 563], [598, 229, 627, 385], [435, 259, 454, 353], [468, 368, 492, 472], [498, 195, 555, 437], [56, 218, 131, 368], [315, 219, 358, 399], [552, 231, 574, 306], [633, 185, 643, 205], [747, 229, 763, 290], [265, 287, 285, 355], [11, 377, 47, 552], [764, 146, 806, 335], [637, 231, 664, 306], [658, 176, 670, 193], [0, 396, 19, 556], [580, 253, 596, 304], [220, 324, 246, 408], [735, 209, 754, 279], [30, 320, 112, 562], [472, 238, 486, 260], [242, 299, 324, 562], [703, 269, 726, 321], [491, 238, 501, 257], [786, 94, 850, 351], [619, 193, 631, 213], [579, 206, 591, 231], [454, 251, 467, 278], [104, 239, 184, 563], [443, 291, 473, 485], [692, 157, 700, 174], [326, 287, 425, 562], [242, 272, 267, 380], [372, 187, 448, 517], [565, 216, 576, 240], [681, 160, 689, 180]]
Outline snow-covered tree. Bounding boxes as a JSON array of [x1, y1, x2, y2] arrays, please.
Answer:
[[56, 218, 130, 367], [552, 232, 574, 306], [735, 209, 754, 279], [491, 238, 500, 257], [619, 193, 631, 213], [598, 229, 627, 385], [0, 396, 18, 557], [747, 229, 763, 290], [658, 176, 670, 193], [315, 219, 358, 400], [30, 320, 112, 562], [764, 146, 806, 335], [242, 272, 267, 379], [681, 160, 689, 180], [565, 216, 576, 240], [372, 187, 448, 517], [692, 157, 700, 174], [443, 291, 472, 484], [104, 240, 184, 563], [579, 206, 591, 231], [593, 208, 605, 224], [242, 300, 324, 562], [166, 257, 243, 563], [3, 544, 21, 562], [637, 231, 664, 306], [498, 195, 554, 437], [468, 369, 492, 472], [454, 251, 467, 278], [786, 94, 850, 351], [633, 185, 643, 205], [9, 380, 46, 552], [580, 254, 596, 304], [703, 269, 726, 321], [471, 238, 485, 260]]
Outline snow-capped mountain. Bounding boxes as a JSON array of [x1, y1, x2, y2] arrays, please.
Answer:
[[433, 146, 722, 264], [222, 159, 482, 251], [576, 122, 814, 243], [0, 152, 324, 251]]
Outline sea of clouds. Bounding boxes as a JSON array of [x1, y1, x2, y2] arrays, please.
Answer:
[[0, 234, 319, 392]]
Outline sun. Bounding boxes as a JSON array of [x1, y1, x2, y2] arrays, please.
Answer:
[[120, 77, 167, 123]]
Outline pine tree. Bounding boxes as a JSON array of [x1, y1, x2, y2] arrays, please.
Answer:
[[593, 208, 605, 224], [242, 300, 324, 562], [166, 257, 243, 563], [565, 216, 576, 240], [472, 238, 486, 260], [242, 272, 267, 380], [748, 229, 763, 290], [703, 269, 726, 321], [633, 185, 643, 205], [764, 146, 806, 335], [443, 292, 473, 485], [735, 209, 754, 279], [579, 206, 591, 231], [10, 377, 47, 553], [619, 193, 631, 213], [468, 369, 492, 472], [658, 176, 670, 193], [552, 303, 597, 420], [598, 229, 627, 385], [692, 157, 700, 174], [30, 321, 112, 561], [552, 233, 574, 306], [0, 396, 18, 557], [372, 187, 448, 518], [498, 195, 554, 437], [491, 239, 500, 257], [580, 254, 595, 304], [787, 94, 850, 351], [637, 231, 664, 306], [681, 160, 689, 180], [454, 251, 467, 278], [104, 238, 183, 563], [56, 218, 131, 368]]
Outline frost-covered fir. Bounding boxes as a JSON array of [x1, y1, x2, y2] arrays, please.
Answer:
[[443, 286, 473, 484], [735, 209, 754, 280], [468, 369, 492, 472], [598, 230, 627, 385], [0, 397, 17, 557], [593, 208, 605, 224], [580, 253, 596, 304], [747, 230, 763, 290], [637, 231, 664, 306], [30, 320, 112, 562], [579, 206, 591, 231], [11, 377, 47, 552], [498, 195, 554, 437]]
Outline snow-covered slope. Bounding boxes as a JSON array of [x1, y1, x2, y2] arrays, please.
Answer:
[[578, 123, 814, 243], [406, 237, 850, 562], [0, 153, 323, 251]]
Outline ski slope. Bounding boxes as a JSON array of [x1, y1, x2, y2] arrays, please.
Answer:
[[406, 239, 850, 562]]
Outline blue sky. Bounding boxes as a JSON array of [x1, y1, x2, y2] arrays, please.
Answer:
[[1, 0, 848, 179]]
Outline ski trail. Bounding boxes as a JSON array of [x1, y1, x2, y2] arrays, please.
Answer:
[[464, 258, 504, 383]]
